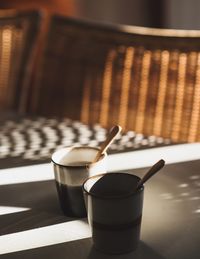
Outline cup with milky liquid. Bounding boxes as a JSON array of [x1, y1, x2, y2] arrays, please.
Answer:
[[52, 146, 107, 218], [83, 173, 144, 254]]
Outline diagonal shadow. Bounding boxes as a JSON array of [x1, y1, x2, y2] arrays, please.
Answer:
[[0, 180, 60, 211], [0, 238, 167, 259], [0, 180, 79, 235]]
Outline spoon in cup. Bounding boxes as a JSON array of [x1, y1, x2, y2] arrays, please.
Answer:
[[135, 159, 165, 191], [93, 125, 122, 163]]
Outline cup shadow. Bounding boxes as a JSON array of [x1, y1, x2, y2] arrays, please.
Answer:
[[87, 241, 166, 259], [0, 180, 79, 235]]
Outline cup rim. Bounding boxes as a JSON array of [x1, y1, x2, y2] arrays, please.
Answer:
[[51, 145, 106, 168], [82, 172, 144, 199]]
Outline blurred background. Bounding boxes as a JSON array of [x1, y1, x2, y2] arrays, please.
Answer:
[[1, 0, 200, 30], [0, 0, 200, 168]]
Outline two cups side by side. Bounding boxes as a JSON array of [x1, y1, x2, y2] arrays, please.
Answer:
[[52, 146, 144, 254]]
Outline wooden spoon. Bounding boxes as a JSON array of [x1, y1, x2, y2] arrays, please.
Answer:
[[93, 125, 122, 163], [135, 159, 165, 191]]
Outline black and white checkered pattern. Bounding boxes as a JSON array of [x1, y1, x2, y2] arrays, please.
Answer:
[[0, 117, 172, 168]]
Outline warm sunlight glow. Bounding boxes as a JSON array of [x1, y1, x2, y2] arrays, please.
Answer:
[[188, 52, 200, 142], [0, 27, 12, 104], [172, 53, 187, 141], [153, 50, 169, 136], [118, 47, 134, 128], [135, 50, 151, 133]]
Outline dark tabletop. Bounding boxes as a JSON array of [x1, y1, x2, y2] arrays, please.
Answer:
[[0, 158, 200, 259]]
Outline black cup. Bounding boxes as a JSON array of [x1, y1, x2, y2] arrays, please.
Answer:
[[83, 173, 144, 254]]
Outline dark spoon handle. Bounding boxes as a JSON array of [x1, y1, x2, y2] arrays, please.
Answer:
[[136, 159, 165, 190]]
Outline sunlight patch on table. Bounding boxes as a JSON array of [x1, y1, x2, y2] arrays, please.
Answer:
[[0, 143, 200, 185], [0, 219, 91, 255], [107, 143, 200, 172], [0, 206, 30, 216], [0, 163, 53, 185]]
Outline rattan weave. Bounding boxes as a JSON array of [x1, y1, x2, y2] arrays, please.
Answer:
[[0, 10, 41, 113], [33, 16, 200, 142]]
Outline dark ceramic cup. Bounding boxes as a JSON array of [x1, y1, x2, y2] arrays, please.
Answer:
[[83, 172, 144, 254]]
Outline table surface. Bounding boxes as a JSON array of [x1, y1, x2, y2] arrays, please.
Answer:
[[0, 143, 200, 259]]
